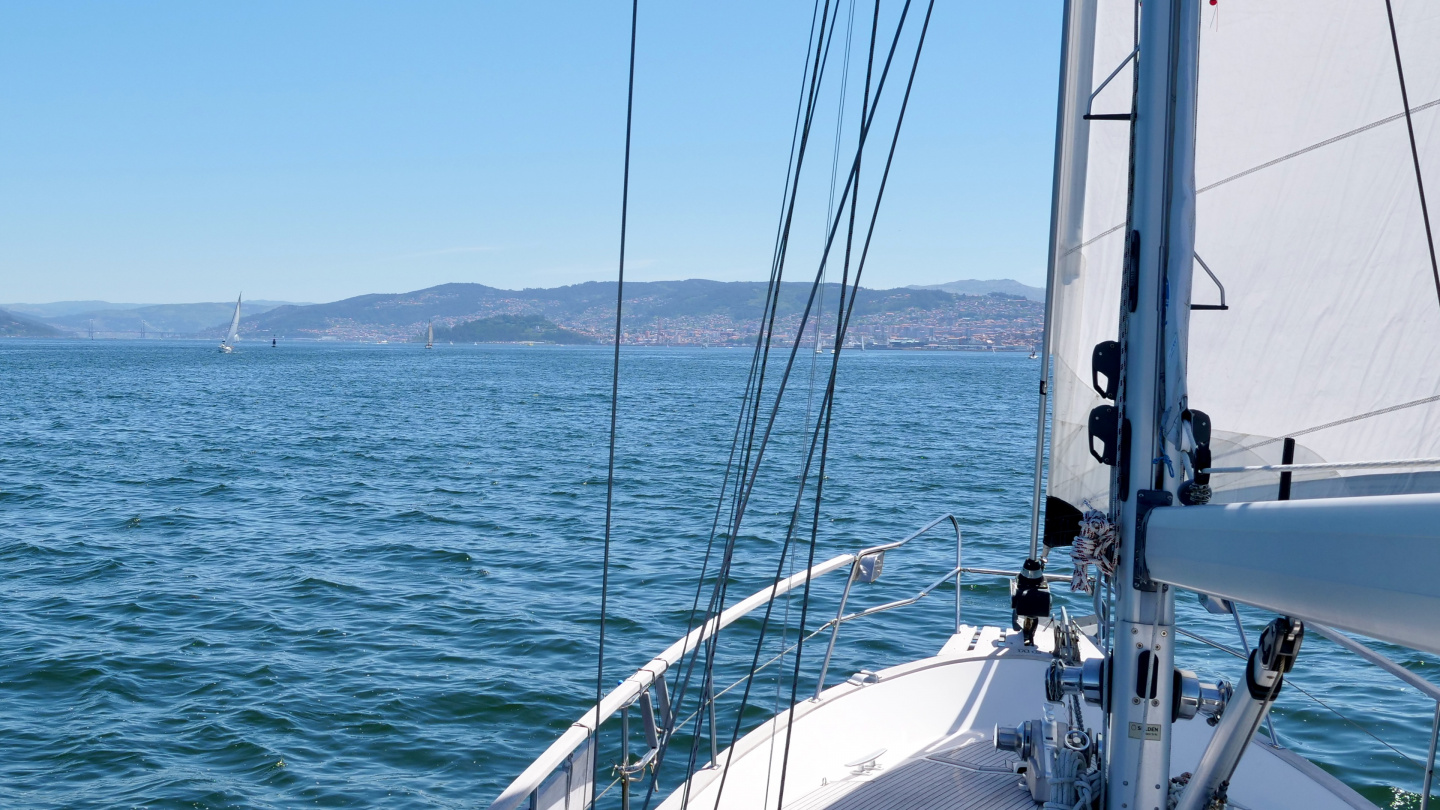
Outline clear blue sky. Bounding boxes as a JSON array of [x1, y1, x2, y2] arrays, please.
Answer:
[[0, 2, 1063, 305]]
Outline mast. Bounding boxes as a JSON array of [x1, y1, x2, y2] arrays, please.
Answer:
[[1104, 0, 1200, 808], [1028, 0, 1099, 560]]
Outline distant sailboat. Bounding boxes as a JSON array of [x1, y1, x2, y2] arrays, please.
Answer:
[[425, 321, 434, 350], [219, 294, 241, 353]]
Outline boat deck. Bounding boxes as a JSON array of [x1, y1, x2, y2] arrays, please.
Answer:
[[657, 625, 1370, 810], [787, 737, 1028, 810]]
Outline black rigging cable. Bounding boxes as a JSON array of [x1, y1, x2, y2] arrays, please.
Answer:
[[593, 1, 638, 804], [1382, 0, 1440, 310], [644, 4, 834, 803], [702, 2, 932, 805], [673, 4, 845, 800], [650, 0, 932, 801], [774, 2, 934, 804]]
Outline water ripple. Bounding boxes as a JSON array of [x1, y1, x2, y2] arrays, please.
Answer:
[[0, 341, 1434, 808]]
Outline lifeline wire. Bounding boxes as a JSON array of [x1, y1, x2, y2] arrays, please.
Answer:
[[1383, 0, 1440, 310], [593, 1, 638, 804]]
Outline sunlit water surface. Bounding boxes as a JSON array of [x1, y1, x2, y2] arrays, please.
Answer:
[[1, 341, 1434, 808]]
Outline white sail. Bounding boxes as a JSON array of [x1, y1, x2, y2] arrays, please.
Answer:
[[1048, 0, 1440, 532], [1046, 0, 1137, 535], [426, 321, 434, 348], [227, 295, 242, 345]]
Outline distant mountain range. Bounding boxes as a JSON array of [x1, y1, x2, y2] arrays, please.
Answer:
[[0, 299, 302, 336], [0, 308, 63, 337], [4, 278, 1043, 343], [909, 279, 1044, 301], [241, 280, 1030, 339]]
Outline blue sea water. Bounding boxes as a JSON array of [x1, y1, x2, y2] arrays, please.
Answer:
[[0, 340, 1435, 809]]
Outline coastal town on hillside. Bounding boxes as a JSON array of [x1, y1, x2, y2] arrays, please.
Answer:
[[3, 282, 1045, 350], [421, 285, 1045, 350], [320, 292, 1043, 350], [582, 301, 1043, 350]]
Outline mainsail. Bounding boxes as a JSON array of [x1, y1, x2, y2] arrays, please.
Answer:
[[1047, 0, 1440, 540], [227, 295, 242, 345]]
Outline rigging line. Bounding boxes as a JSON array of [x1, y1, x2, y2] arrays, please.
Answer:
[[722, 0, 915, 542], [696, 10, 906, 766], [1383, 0, 1440, 310], [666, 0, 830, 723], [1284, 679, 1417, 766], [760, 523, 799, 810], [708, 8, 914, 808], [692, 6, 885, 805], [664, 6, 842, 804], [685, 2, 916, 803], [776, 3, 934, 807], [719, 0, 837, 576], [693, 0, 842, 700], [1066, 97, 1440, 258], [681, 2, 833, 683], [769, 3, 859, 804], [684, 0, 907, 735], [808, 0, 860, 379], [727, 0, 849, 510], [699, 0, 914, 725], [1219, 393, 1440, 457], [710, 355, 839, 808], [593, 1, 638, 806]]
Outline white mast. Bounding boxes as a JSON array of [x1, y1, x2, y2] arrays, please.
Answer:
[[1104, 0, 1201, 808]]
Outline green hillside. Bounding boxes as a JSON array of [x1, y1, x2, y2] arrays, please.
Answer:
[[242, 280, 1006, 335], [430, 314, 596, 344]]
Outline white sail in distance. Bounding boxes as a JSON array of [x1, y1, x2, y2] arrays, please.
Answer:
[[227, 295, 242, 345], [1046, 0, 1440, 539]]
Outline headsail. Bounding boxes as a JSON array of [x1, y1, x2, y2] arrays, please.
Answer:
[[227, 295, 242, 345], [1047, 0, 1440, 538]]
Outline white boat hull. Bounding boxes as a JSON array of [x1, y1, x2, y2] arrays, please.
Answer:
[[659, 626, 1368, 810]]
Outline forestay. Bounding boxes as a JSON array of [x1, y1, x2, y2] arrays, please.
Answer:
[[1047, 0, 1440, 532]]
